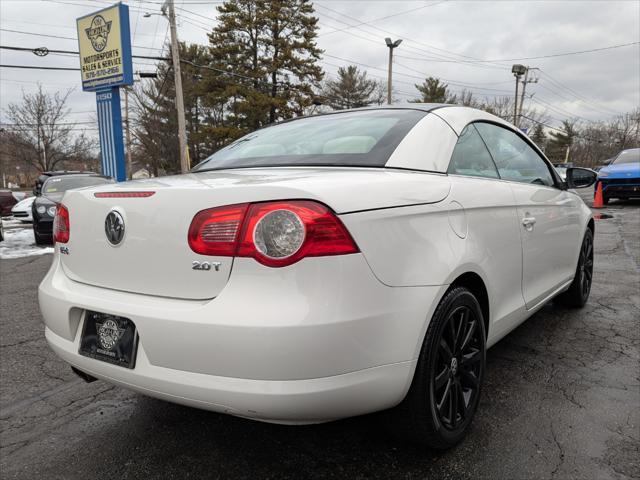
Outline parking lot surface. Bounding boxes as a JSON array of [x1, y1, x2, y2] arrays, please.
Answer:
[[1, 196, 638, 479]]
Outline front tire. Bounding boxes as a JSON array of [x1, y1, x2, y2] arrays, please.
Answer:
[[390, 287, 486, 449], [557, 229, 593, 308]]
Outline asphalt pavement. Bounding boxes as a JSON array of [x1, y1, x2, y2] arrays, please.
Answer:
[[1, 194, 638, 479]]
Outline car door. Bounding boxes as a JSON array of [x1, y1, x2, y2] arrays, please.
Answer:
[[474, 122, 582, 309], [446, 124, 525, 338]]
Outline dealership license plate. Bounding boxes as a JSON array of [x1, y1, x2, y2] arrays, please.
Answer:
[[79, 311, 138, 369]]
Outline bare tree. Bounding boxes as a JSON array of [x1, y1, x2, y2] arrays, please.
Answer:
[[4, 84, 94, 172], [481, 96, 550, 132]]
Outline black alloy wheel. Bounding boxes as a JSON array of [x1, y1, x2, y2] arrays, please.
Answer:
[[432, 305, 483, 431], [578, 230, 594, 301], [558, 228, 594, 308], [388, 287, 486, 449]]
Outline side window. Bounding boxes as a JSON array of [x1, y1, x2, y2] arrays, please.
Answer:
[[448, 124, 499, 179], [474, 122, 555, 187]]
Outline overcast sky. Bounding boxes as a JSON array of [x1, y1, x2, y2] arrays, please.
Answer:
[[1, 0, 638, 138]]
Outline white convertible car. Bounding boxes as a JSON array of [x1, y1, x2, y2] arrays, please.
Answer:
[[39, 105, 596, 449]]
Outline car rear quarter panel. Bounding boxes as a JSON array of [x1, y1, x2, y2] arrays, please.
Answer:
[[340, 174, 526, 342]]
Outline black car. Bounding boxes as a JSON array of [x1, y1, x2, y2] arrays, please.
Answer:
[[33, 174, 113, 245]]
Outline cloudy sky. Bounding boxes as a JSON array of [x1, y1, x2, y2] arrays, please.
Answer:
[[1, 0, 638, 139]]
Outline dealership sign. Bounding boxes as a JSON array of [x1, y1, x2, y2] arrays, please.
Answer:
[[76, 3, 133, 92], [77, 3, 132, 182]]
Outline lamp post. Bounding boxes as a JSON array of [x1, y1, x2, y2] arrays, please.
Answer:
[[385, 37, 402, 105]]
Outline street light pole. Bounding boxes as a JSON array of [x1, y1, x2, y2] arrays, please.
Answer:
[[511, 64, 527, 126], [385, 37, 402, 105], [162, 0, 189, 173]]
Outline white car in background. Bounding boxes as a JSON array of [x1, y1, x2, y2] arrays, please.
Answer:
[[39, 105, 596, 449], [11, 196, 35, 222]]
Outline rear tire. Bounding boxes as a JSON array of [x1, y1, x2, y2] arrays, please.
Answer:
[[388, 287, 486, 449], [557, 229, 593, 308]]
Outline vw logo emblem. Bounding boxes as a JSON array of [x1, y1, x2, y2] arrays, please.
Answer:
[[105, 210, 125, 246]]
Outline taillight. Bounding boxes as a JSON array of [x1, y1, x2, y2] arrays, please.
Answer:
[[188, 200, 358, 267], [53, 204, 70, 244], [188, 203, 249, 256]]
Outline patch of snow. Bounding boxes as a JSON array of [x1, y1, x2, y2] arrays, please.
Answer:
[[2, 217, 27, 228], [0, 227, 53, 259]]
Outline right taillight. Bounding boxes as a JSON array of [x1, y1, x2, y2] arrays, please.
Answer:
[[53, 204, 70, 244], [188, 200, 358, 267]]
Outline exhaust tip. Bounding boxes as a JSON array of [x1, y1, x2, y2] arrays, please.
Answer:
[[71, 366, 98, 383]]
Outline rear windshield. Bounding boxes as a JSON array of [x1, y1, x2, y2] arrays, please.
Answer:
[[613, 149, 640, 165], [43, 176, 113, 201], [192, 109, 426, 172]]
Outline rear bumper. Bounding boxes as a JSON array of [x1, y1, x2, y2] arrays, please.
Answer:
[[46, 327, 415, 424], [39, 253, 444, 423]]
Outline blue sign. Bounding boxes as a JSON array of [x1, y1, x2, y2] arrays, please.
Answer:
[[77, 3, 133, 92], [96, 88, 126, 182]]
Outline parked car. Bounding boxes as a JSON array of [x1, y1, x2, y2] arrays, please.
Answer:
[[11, 196, 35, 222], [33, 171, 97, 197], [39, 105, 596, 449], [33, 174, 113, 245], [0, 190, 27, 216], [0, 216, 4, 242], [596, 148, 640, 203]]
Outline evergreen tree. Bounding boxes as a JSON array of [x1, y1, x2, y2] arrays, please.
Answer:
[[132, 43, 214, 174], [530, 123, 546, 149], [412, 77, 454, 103], [547, 120, 578, 163], [207, 0, 323, 131], [322, 65, 377, 110]]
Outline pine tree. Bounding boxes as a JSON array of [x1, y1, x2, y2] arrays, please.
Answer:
[[530, 123, 546, 149], [132, 42, 214, 174], [547, 120, 578, 163], [322, 65, 377, 110], [412, 77, 455, 104], [207, 0, 323, 131]]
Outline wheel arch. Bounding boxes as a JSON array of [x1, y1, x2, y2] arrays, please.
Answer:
[[448, 272, 490, 339]]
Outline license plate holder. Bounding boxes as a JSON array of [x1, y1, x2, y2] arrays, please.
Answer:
[[79, 311, 138, 369]]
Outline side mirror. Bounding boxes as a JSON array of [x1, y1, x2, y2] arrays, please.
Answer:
[[566, 167, 597, 189]]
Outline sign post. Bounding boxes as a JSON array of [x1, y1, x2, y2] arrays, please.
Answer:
[[76, 3, 133, 182]]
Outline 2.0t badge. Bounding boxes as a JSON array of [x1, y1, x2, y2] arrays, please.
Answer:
[[105, 210, 125, 246]]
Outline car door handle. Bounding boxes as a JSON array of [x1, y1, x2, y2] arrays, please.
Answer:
[[522, 216, 536, 231]]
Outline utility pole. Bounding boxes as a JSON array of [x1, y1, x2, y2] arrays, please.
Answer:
[[385, 37, 402, 105], [511, 64, 526, 126], [518, 67, 539, 128], [162, 0, 189, 173]]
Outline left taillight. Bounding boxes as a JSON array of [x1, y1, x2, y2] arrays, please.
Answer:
[[53, 204, 70, 244], [188, 200, 359, 267]]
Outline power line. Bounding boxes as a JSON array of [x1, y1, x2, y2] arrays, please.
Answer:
[[314, 3, 509, 70], [479, 41, 640, 62], [0, 64, 80, 71], [0, 27, 166, 52], [538, 70, 622, 116], [318, 1, 447, 37]]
